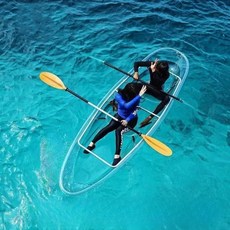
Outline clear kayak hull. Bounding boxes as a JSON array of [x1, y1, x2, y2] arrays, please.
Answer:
[[59, 47, 189, 195]]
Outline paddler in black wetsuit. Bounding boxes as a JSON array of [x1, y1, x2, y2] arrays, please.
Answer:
[[84, 83, 146, 166], [133, 59, 170, 127]]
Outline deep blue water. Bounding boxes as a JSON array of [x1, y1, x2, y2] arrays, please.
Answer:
[[1, 0, 230, 229]]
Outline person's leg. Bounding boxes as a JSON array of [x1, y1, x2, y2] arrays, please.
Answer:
[[112, 125, 124, 165], [84, 114, 120, 153], [152, 95, 170, 114], [92, 120, 119, 143], [140, 87, 170, 127], [112, 117, 137, 165]]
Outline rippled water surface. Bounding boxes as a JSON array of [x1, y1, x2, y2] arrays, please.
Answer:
[[1, 0, 230, 229]]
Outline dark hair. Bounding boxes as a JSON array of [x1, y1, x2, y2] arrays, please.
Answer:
[[118, 83, 140, 101], [156, 61, 169, 72], [156, 61, 169, 77]]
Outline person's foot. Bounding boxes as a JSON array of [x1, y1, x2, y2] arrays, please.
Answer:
[[112, 156, 121, 166], [140, 116, 153, 128], [83, 144, 95, 154]]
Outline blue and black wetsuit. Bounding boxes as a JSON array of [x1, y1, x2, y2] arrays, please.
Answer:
[[134, 61, 170, 115], [91, 92, 140, 155]]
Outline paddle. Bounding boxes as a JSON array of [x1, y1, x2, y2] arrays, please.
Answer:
[[39, 72, 172, 156], [89, 56, 183, 102], [90, 56, 207, 116]]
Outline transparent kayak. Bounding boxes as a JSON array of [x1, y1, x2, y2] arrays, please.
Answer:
[[59, 47, 189, 195]]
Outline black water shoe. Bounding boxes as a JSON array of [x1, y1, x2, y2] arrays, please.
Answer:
[[83, 145, 95, 154], [112, 156, 121, 166]]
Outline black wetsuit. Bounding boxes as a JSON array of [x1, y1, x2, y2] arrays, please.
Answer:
[[91, 114, 137, 155], [134, 61, 170, 115], [92, 92, 140, 156]]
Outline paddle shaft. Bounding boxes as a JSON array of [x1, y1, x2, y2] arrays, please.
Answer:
[[66, 88, 142, 136], [103, 61, 183, 103]]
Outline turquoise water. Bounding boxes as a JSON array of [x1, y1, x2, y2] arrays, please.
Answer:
[[1, 0, 230, 229]]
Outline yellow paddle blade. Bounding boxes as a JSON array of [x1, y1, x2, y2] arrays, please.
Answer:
[[39, 72, 66, 90], [141, 134, 172, 156]]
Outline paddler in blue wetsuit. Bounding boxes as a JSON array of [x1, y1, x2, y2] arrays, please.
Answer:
[[84, 83, 147, 166], [133, 59, 170, 127]]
